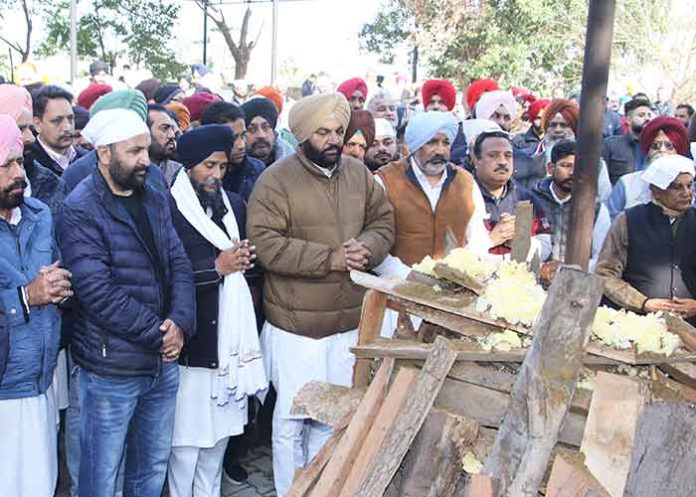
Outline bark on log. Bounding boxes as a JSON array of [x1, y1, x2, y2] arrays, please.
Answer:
[[482, 267, 603, 496], [623, 403, 696, 497], [511, 200, 533, 263]]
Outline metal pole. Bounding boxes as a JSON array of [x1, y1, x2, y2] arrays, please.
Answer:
[[70, 0, 77, 85], [271, 0, 278, 85], [203, 0, 208, 65], [565, 0, 617, 269]]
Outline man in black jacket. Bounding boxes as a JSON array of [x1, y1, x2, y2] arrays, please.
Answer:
[[30, 85, 88, 176], [167, 125, 266, 497]]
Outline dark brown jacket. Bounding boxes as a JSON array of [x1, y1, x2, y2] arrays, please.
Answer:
[[247, 149, 394, 338]]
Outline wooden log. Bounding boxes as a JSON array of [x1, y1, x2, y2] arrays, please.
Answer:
[[660, 360, 696, 389], [623, 403, 696, 497], [287, 413, 352, 497], [309, 358, 393, 497], [353, 289, 388, 387], [290, 381, 365, 427], [580, 372, 649, 497], [663, 313, 696, 351], [482, 267, 603, 496], [387, 297, 497, 337], [353, 336, 458, 497], [339, 367, 419, 497], [433, 262, 485, 295], [385, 409, 479, 497], [511, 200, 533, 263], [546, 453, 611, 497]]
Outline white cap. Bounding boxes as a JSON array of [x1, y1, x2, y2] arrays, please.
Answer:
[[81, 108, 150, 147], [641, 154, 695, 190], [374, 118, 396, 139], [460, 119, 503, 145], [475, 90, 518, 121]]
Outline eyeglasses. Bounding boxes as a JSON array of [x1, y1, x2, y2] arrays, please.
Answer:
[[650, 140, 675, 152]]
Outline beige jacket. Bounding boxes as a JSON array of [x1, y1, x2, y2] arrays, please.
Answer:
[[247, 149, 394, 338]]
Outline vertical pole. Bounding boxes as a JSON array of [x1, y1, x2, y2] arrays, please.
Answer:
[[271, 0, 279, 85], [565, 0, 617, 269], [412, 44, 418, 84], [69, 0, 77, 85], [203, 0, 208, 65]]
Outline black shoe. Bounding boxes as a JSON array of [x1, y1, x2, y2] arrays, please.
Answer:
[[223, 462, 249, 485]]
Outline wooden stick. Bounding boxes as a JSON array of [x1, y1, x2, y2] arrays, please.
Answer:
[[353, 336, 458, 497], [511, 200, 533, 263], [466, 474, 498, 497], [353, 289, 388, 387], [482, 267, 603, 496], [309, 357, 393, 497], [545, 453, 611, 497]]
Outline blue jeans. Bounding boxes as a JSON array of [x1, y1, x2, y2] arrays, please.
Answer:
[[78, 362, 179, 497]]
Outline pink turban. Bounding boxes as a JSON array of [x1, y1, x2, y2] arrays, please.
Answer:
[[0, 85, 32, 120], [0, 114, 23, 165]]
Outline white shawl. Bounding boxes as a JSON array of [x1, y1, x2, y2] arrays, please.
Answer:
[[171, 171, 268, 406]]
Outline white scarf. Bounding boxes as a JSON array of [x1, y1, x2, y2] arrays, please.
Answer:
[[171, 171, 268, 406]]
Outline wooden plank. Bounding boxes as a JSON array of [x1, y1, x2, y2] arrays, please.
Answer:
[[482, 267, 603, 496], [511, 200, 533, 263], [290, 381, 365, 427], [435, 377, 587, 448], [546, 453, 611, 497], [339, 367, 419, 497], [353, 336, 458, 497], [433, 262, 485, 295], [623, 403, 696, 497], [287, 414, 352, 497], [580, 372, 649, 497], [466, 474, 498, 497], [385, 409, 479, 497], [659, 361, 696, 389], [353, 289, 388, 387], [309, 357, 393, 497], [663, 313, 696, 351]]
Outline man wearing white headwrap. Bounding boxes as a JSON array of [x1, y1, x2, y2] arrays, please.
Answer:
[[475, 90, 518, 132], [56, 108, 196, 497], [247, 93, 394, 496], [372, 111, 492, 287], [364, 118, 400, 172], [596, 154, 696, 322]]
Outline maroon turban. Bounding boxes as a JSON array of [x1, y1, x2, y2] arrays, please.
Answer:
[[422, 79, 457, 111], [345, 110, 375, 148], [135, 78, 161, 102], [541, 99, 579, 134], [465, 79, 499, 113], [528, 99, 551, 122], [639, 116, 689, 157], [183, 92, 222, 122], [77, 83, 113, 110], [337, 78, 368, 101]]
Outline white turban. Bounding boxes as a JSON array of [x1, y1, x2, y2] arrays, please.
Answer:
[[641, 155, 695, 190], [81, 108, 150, 147], [374, 118, 396, 139], [475, 90, 517, 122], [405, 111, 458, 154], [460, 119, 503, 146]]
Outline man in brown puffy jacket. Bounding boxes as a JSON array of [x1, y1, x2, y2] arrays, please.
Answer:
[[247, 92, 394, 496]]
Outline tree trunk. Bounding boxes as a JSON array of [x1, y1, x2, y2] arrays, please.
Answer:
[[21, 0, 31, 62]]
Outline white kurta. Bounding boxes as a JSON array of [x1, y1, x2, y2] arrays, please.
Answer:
[[171, 366, 247, 448], [52, 349, 69, 410], [0, 389, 57, 497], [261, 322, 358, 419]]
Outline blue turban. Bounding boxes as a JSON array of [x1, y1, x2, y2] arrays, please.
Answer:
[[405, 111, 459, 154], [177, 124, 233, 169]]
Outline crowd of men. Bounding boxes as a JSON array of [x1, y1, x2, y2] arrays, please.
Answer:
[[2, 62, 696, 497]]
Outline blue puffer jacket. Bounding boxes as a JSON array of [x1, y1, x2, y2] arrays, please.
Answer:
[[0, 197, 61, 400], [56, 170, 196, 378]]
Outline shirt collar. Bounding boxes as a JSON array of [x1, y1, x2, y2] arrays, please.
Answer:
[[550, 182, 572, 204], [38, 136, 76, 170], [310, 161, 336, 178], [1, 207, 22, 227], [410, 157, 448, 188]]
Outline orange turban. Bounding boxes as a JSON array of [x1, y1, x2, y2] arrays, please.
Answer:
[[541, 99, 579, 134], [254, 86, 283, 114], [166, 101, 191, 132]]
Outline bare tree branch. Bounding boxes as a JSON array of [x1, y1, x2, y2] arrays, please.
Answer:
[[21, 0, 31, 62], [0, 34, 23, 55]]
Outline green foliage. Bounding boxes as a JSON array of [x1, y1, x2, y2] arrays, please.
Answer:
[[37, 0, 186, 80], [360, 0, 669, 94]]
